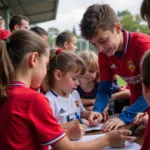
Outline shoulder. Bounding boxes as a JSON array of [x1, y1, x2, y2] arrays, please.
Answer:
[[71, 90, 80, 98]]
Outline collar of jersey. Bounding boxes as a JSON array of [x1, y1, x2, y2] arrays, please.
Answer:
[[50, 89, 58, 97], [115, 30, 130, 59]]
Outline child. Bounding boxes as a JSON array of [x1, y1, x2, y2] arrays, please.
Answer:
[[80, 3, 150, 131], [0, 16, 11, 40], [77, 51, 99, 111], [0, 29, 136, 150], [134, 50, 150, 150], [78, 51, 130, 114], [56, 31, 77, 52], [30, 26, 48, 42], [45, 49, 102, 130]]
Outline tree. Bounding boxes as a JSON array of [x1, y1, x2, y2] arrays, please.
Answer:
[[118, 11, 150, 35], [47, 27, 60, 47], [72, 26, 77, 36]]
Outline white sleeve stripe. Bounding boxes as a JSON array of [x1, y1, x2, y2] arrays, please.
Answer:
[[41, 133, 65, 146]]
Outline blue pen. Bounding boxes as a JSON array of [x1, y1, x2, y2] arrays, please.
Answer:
[[75, 112, 84, 124]]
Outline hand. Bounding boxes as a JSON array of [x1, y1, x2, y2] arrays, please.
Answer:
[[88, 111, 103, 126], [66, 124, 86, 140], [105, 129, 137, 148], [81, 118, 89, 127], [102, 117, 124, 131], [102, 106, 109, 121], [134, 112, 148, 126]]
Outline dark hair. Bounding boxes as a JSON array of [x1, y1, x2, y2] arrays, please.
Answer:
[[56, 31, 76, 48], [80, 4, 118, 40], [9, 15, 30, 32], [0, 30, 48, 103], [45, 49, 86, 89], [30, 26, 48, 37], [141, 0, 150, 21], [141, 50, 150, 87]]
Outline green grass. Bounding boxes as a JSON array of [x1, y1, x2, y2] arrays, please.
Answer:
[[117, 75, 127, 86]]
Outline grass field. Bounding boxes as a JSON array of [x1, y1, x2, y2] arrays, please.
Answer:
[[117, 75, 127, 86]]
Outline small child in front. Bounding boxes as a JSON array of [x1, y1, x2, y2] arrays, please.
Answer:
[[45, 49, 102, 131]]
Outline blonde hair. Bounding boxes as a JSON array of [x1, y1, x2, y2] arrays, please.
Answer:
[[79, 51, 99, 82], [45, 49, 86, 89]]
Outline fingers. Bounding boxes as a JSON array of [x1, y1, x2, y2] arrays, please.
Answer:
[[123, 135, 137, 142], [134, 113, 144, 124]]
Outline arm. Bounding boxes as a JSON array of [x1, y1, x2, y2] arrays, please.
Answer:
[[109, 90, 131, 102], [93, 81, 113, 113], [61, 120, 79, 129], [81, 98, 95, 106], [118, 95, 148, 124], [51, 130, 136, 150]]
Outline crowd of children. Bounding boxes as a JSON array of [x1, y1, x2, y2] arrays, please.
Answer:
[[0, 0, 150, 149]]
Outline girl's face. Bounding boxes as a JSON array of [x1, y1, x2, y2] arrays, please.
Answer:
[[80, 64, 97, 84], [31, 51, 49, 89], [59, 71, 80, 95]]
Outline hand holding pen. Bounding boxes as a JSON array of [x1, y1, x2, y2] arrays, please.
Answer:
[[75, 112, 89, 127], [134, 112, 148, 126], [130, 112, 148, 135]]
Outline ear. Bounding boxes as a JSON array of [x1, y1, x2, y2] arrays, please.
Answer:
[[115, 23, 121, 34], [14, 24, 20, 30], [64, 41, 69, 49], [28, 52, 39, 68], [54, 69, 63, 81]]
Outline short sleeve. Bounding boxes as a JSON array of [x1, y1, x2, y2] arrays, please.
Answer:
[[27, 94, 65, 146]]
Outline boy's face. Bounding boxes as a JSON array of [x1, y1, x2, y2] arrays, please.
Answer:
[[89, 25, 122, 57], [64, 37, 77, 52]]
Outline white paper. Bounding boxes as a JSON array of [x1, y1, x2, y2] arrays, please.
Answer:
[[73, 134, 141, 150], [85, 123, 104, 132]]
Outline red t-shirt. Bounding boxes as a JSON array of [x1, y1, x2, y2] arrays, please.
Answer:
[[99, 30, 150, 104], [0, 83, 65, 150], [0, 29, 11, 40], [141, 109, 150, 150]]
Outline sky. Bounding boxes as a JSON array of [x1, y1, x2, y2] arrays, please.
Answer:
[[38, 0, 143, 34]]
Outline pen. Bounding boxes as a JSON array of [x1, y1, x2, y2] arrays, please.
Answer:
[[75, 112, 84, 124], [130, 112, 147, 135]]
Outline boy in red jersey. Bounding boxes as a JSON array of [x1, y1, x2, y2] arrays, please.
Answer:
[[80, 4, 150, 131]]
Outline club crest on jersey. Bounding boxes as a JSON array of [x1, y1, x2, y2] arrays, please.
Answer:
[[75, 100, 79, 108], [127, 60, 136, 72]]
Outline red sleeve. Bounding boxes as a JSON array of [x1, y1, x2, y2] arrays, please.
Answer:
[[98, 53, 114, 81], [28, 94, 65, 146]]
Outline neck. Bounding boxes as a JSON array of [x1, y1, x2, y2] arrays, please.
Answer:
[[52, 87, 69, 98], [117, 31, 124, 52], [80, 82, 95, 92]]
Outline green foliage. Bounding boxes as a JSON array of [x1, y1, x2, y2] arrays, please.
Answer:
[[118, 10, 150, 35]]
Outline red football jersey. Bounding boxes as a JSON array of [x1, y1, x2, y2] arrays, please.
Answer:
[[0, 82, 65, 150], [99, 30, 150, 104]]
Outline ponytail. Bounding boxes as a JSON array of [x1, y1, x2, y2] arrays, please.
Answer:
[[0, 40, 15, 104]]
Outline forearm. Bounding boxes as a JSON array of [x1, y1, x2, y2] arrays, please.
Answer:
[[61, 120, 78, 129], [93, 81, 113, 113], [111, 90, 130, 101], [81, 111, 91, 119], [52, 135, 109, 150], [118, 95, 148, 124], [81, 98, 95, 106]]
